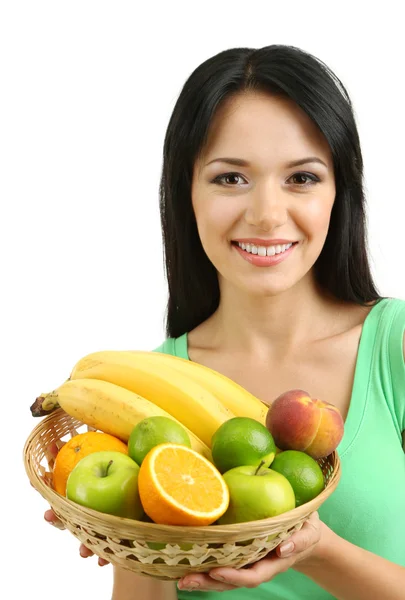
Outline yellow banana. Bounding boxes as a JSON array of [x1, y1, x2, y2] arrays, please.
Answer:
[[130, 350, 269, 424], [33, 378, 212, 461], [69, 351, 235, 447]]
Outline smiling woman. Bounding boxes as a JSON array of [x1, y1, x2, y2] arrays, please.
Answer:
[[160, 47, 381, 342], [154, 44, 404, 600], [43, 43, 405, 600]]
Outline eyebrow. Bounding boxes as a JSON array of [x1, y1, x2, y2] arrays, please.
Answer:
[[205, 156, 328, 169]]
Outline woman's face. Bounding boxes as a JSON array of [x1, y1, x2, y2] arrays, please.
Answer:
[[191, 91, 336, 297]]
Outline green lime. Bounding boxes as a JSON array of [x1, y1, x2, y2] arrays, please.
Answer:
[[128, 416, 191, 465], [211, 417, 277, 474], [271, 450, 325, 507]]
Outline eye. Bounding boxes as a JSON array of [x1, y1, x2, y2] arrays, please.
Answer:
[[211, 171, 320, 188], [211, 172, 248, 186], [288, 172, 320, 187]]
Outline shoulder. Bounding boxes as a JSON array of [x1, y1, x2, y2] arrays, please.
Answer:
[[379, 297, 405, 357], [151, 338, 176, 354], [151, 333, 189, 359], [374, 297, 405, 354]]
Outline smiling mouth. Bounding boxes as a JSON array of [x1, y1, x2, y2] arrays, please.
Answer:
[[231, 241, 298, 257]]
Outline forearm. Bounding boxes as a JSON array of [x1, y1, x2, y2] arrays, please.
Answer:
[[112, 566, 177, 600], [295, 525, 405, 600]]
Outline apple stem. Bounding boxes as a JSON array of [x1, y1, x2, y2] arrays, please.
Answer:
[[255, 459, 266, 476], [105, 460, 114, 476]]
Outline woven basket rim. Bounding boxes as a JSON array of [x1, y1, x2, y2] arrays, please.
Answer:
[[24, 409, 341, 538]]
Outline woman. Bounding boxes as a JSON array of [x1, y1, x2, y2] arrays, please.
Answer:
[[45, 44, 405, 599]]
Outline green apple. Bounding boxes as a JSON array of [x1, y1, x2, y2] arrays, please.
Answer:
[[217, 463, 296, 525], [66, 451, 144, 520]]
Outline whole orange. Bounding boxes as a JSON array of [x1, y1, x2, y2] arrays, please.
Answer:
[[52, 431, 128, 496]]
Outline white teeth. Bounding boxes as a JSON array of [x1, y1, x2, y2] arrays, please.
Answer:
[[237, 242, 293, 256]]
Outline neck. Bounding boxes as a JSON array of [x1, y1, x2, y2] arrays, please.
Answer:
[[210, 272, 338, 360]]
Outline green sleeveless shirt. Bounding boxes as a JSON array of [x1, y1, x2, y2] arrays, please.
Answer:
[[153, 297, 405, 599]]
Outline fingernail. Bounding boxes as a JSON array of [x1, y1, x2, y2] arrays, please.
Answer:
[[181, 581, 200, 589], [45, 518, 65, 530], [279, 541, 294, 556], [210, 574, 225, 581]]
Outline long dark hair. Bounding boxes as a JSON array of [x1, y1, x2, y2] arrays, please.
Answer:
[[159, 44, 381, 339]]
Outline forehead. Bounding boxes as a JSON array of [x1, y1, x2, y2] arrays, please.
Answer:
[[199, 91, 332, 166]]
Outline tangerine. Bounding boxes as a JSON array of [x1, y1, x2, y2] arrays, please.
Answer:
[[52, 431, 128, 496]]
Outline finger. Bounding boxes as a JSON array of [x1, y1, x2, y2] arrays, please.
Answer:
[[80, 544, 109, 566], [44, 509, 65, 530], [79, 544, 94, 558], [276, 512, 321, 558], [178, 573, 237, 592], [44, 509, 56, 522], [46, 441, 60, 460], [208, 554, 283, 588], [207, 516, 322, 589]]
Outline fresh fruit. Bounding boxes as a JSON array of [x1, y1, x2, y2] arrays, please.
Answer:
[[266, 389, 344, 459], [217, 463, 295, 524], [52, 430, 128, 496], [211, 417, 277, 473], [67, 350, 236, 447], [130, 350, 268, 424], [128, 416, 191, 465], [271, 450, 325, 507], [66, 451, 144, 519], [138, 443, 229, 526], [32, 378, 211, 461]]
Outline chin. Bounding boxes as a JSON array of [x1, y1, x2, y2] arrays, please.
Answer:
[[232, 275, 297, 298]]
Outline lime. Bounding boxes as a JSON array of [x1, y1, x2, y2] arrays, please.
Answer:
[[211, 417, 276, 474], [271, 450, 325, 507], [128, 416, 191, 465]]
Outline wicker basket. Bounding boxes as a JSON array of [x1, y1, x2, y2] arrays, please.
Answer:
[[24, 408, 341, 580]]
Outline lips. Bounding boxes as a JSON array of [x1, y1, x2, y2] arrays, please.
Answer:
[[232, 239, 297, 267], [232, 238, 296, 246]]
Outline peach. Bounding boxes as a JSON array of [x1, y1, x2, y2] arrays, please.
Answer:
[[265, 389, 344, 459]]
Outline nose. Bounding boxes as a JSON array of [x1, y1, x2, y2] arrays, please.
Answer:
[[244, 183, 288, 231]]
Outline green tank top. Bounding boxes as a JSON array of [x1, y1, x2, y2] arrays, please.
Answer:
[[153, 297, 405, 599]]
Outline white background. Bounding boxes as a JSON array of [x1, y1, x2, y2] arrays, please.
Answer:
[[1, 1, 404, 598]]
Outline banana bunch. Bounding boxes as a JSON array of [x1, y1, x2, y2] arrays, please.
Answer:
[[31, 349, 268, 456], [32, 378, 212, 461]]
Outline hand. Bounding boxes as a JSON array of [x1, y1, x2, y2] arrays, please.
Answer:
[[178, 512, 323, 592], [44, 508, 110, 566], [40, 441, 110, 567]]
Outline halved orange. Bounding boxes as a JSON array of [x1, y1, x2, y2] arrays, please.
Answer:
[[138, 443, 229, 526]]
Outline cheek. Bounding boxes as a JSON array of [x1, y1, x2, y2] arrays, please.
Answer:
[[295, 196, 334, 241], [194, 196, 238, 245]]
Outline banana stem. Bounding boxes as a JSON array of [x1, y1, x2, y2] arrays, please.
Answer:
[[30, 392, 60, 417]]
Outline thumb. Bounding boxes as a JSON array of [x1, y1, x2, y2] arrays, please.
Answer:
[[277, 512, 321, 558]]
